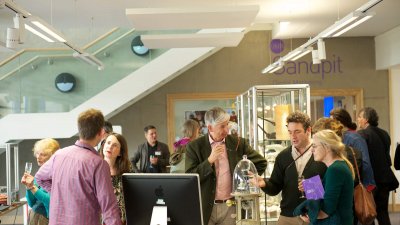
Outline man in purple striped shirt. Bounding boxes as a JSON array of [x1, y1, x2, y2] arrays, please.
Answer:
[[35, 109, 121, 225]]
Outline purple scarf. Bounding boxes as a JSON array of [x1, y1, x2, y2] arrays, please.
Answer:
[[173, 137, 191, 150]]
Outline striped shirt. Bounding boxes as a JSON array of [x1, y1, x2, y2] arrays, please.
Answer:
[[209, 136, 232, 200]]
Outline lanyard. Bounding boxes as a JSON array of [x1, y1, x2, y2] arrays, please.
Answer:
[[286, 144, 313, 171], [74, 144, 94, 152]]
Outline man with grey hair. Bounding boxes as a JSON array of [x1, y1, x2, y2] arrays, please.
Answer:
[[186, 107, 267, 225], [357, 107, 397, 225]]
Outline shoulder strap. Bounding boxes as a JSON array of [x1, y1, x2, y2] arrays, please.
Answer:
[[349, 146, 361, 184]]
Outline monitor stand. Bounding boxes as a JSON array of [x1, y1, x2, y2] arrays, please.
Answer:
[[150, 205, 167, 225]]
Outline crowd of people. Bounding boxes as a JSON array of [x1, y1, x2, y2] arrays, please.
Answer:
[[20, 106, 398, 225]]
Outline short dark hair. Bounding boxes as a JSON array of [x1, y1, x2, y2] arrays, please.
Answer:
[[286, 111, 311, 130], [330, 108, 357, 130], [359, 107, 379, 127], [144, 125, 156, 133], [78, 109, 105, 140], [104, 121, 113, 134]]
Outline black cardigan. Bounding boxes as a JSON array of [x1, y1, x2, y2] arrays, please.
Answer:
[[262, 146, 327, 217]]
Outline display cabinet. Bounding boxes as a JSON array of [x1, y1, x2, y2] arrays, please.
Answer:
[[0, 143, 20, 206], [236, 84, 310, 223]]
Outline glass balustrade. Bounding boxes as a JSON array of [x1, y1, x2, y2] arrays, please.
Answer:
[[0, 28, 198, 118]]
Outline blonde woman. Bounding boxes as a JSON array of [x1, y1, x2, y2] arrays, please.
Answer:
[[298, 130, 354, 225], [21, 138, 60, 225], [170, 119, 200, 173]]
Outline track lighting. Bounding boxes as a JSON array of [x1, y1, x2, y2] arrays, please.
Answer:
[[3, 0, 104, 69], [261, 0, 381, 74], [317, 39, 326, 60], [6, 28, 19, 49], [312, 50, 321, 64]]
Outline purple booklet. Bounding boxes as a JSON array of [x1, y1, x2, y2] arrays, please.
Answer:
[[303, 175, 325, 200]]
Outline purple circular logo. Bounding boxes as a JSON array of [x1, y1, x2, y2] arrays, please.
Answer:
[[270, 39, 284, 54]]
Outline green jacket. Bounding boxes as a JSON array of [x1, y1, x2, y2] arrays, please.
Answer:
[[186, 135, 267, 225]]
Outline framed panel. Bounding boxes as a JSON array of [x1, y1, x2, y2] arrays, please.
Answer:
[[167, 93, 238, 149], [310, 88, 363, 123]]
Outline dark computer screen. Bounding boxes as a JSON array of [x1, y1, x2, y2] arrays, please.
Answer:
[[122, 173, 203, 225]]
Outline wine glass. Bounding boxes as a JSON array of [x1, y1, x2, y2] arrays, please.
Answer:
[[25, 162, 33, 175], [298, 175, 306, 198]]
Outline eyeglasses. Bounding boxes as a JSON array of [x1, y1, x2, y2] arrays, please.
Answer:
[[312, 144, 324, 149]]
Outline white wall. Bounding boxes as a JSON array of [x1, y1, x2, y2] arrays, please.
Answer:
[[376, 26, 400, 206], [390, 67, 400, 205], [375, 25, 400, 70]]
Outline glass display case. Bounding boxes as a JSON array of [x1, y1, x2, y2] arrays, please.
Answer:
[[0, 143, 20, 206], [236, 84, 310, 223]]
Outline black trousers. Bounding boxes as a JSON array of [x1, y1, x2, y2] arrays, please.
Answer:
[[372, 185, 391, 225]]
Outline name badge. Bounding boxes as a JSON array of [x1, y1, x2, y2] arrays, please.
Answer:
[[155, 151, 162, 156]]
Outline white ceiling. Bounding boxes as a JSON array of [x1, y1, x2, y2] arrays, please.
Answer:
[[1, 0, 400, 48]]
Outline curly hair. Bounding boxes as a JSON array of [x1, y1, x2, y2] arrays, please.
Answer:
[[330, 108, 357, 130], [312, 117, 345, 138], [33, 138, 60, 157], [286, 111, 311, 131]]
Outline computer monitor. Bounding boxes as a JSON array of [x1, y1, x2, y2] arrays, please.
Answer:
[[122, 173, 203, 225]]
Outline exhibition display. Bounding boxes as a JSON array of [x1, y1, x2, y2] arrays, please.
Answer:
[[236, 84, 310, 222]]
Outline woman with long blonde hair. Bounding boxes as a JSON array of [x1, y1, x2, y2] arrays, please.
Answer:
[[299, 129, 354, 225]]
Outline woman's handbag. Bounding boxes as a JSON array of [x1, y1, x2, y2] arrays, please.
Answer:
[[350, 147, 377, 225]]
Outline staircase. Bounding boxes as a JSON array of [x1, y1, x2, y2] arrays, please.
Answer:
[[0, 28, 221, 145]]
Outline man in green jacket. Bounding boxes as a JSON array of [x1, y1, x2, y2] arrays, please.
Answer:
[[186, 107, 267, 225]]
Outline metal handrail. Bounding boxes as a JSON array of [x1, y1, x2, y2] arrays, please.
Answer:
[[0, 28, 134, 81], [0, 27, 120, 68]]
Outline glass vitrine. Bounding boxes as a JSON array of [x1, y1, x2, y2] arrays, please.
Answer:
[[236, 84, 310, 223]]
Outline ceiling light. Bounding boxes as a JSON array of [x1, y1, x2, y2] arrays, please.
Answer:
[[291, 47, 313, 61], [320, 12, 359, 38], [30, 19, 66, 42], [6, 28, 19, 48], [282, 49, 302, 61], [312, 50, 321, 64], [13, 13, 25, 44], [332, 12, 375, 37], [261, 0, 381, 74], [262, 60, 284, 74], [25, 24, 54, 42], [269, 64, 284, 73], [317, 39, 326, 60]]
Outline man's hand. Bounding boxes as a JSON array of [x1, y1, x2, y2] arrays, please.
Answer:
[[150, 156, 158, 165], [255, 176, 266, 188], [208, 144, 224, 165]]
